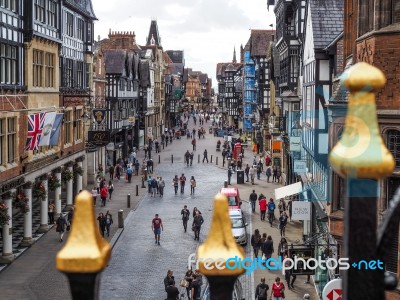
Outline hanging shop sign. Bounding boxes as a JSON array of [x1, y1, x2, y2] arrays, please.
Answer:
[[272, 141, 281, 153], [92, 109, 107, 124], [292, 201, 311, 221], [290, 136, 301, 151], [294, 160, 307, 173], [288, 248, 315, 275], [88, 131, 111, 146]]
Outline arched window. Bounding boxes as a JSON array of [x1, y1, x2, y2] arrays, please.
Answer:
[[387, 130, 400, 168]]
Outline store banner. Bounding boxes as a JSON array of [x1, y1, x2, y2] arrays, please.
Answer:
[[290, 136, 301, 151], [294, 160, 307, 173], [292, 201, 311, 221]]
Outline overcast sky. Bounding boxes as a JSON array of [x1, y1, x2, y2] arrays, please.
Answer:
[[92, 0, 276, 88]]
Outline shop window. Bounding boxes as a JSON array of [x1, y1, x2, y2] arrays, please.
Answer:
[[387, 130, 400, 168]]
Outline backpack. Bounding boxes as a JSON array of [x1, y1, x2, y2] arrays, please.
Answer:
[[268, 202, 275, 211], [127, 168, 133, 175], [258, 285, 267, 297]]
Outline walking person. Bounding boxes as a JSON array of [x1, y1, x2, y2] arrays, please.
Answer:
[[91, 186, 98, 206], [164, 270, 175, 291], [116, 164, 121, 180], [192, 138, 196, 151], [126, 164, 133, 183], [67, 207, 74, 226], [190, 152, 194, 166], [185, 150, 191, 166], [107, 180, 114, 201], [100, 185, 108, 207], [259, 194, 267, 221], [180, 173, 186, 194], [268, 198, 276, 227], [48, 201, 55, 224], [278, 238, 289, 258], [276, 167, 282, 183], [227, 167, 233, 185], [284, 252, 296, 289], [245, 164, 250, 182], [249, 190, 258, 213], [272, 166, 278, 182], [250, 165, 256, 185], [151, 213, 163, 245], [279, 212, 288, 237], [56, 213, 68, 242], [192, 211, 204, 241], [270, 277, 285, 300], [191, 274, 202, 300], [144, 143, 148, 159], [266, 166, 272, 183], [155, 140, 160, 153], [165, 279, 179, 300], [151, 176, 158, 197], [181, 205, 190, 232], [97, 212, 106, 237], [202, 149, 209, 163], [251, 229, 262, 257], [158, 177, 165, 197], [192, 207, 201, 218], [184, 268, 193, 299], [261, 235, 274, 262], [255, 277, 269, 300], [109, 165, 114, 181], [278, 198, 286, 215], [105, 210, 113, 237], [190, 176, 196, 195], [173, 175, 179, 195]]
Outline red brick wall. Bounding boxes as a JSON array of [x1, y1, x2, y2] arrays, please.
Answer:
[[336, 38, 344, 74], [356, 33, 400, 109], [344, 0, 358, 65]]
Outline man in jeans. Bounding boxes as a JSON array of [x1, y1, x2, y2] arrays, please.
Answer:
[[126, 165, 133, 183], [249, 190, 258, 213], [191, 274, 202, 300], [179, 173, 186, 194], [181, 205, 190, 232], [255, 277, 269, 300]]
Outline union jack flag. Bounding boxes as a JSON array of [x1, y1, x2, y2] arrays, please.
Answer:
[[25, 113, 46, 151]]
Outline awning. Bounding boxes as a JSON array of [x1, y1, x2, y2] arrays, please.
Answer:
[[274, 182, 303, 199]]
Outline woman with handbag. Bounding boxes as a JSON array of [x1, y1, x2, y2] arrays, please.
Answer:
[[183, 268, 193, 299], [270, 277, 285, 300]]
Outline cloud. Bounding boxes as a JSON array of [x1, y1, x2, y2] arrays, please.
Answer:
[[92, 0, 276, 86]]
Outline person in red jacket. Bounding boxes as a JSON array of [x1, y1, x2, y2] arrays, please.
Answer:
[[100, 185, 108, 207], [259, 194, 267, 221]]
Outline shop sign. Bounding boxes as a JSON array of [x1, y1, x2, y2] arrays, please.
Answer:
[[288, 248, 315, 275], [294, 160, 307, 173], [290, 136, 301, 151], [88, 131, 110, 146], [272, 141, 281, 153], [292, 201, 311, 221]]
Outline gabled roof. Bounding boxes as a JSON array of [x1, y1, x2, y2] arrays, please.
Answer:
[[64, 0, 97, 20], [216, 63, 243, 78], [146, 20, 162, 48], [250, 30, 275, 57], [310, 0, 343, 49], [199, 73, 208, 84], [165, 50, 184, 63], [104, 50, 127, 75], [243, 37, 251, 52]]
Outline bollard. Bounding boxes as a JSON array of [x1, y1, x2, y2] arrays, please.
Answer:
[[118, 210, 124, 228], [141, 177, 146, 188], [171, 154, 173, 164], [211, 155, 213, 163], [216, 157, 218, 165], [159, 155, 160, 164], [224, 181, 228, 188], [136, 185, 139, 196], [127, 194, 131, 208], [198, 154, 200, 163]]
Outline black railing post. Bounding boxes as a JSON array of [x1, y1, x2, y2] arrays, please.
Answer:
[[127, 194, 131, 208], [329, 62, 395, 300], [136, 185, 139, 196], [197, 194, 245, 300], [56, 191, 111, 300]]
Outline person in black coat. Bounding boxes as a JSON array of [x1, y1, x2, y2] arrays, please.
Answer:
[[56, 214, 67, 242]]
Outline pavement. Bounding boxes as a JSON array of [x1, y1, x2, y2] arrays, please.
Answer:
[[0, 115, 317, 300]]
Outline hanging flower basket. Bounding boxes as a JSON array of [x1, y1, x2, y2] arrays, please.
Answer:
[[48, 173, 61, 191], [73, 163, 84, 176], [13, 192, 29, 214], [33, 181, 46, 201], [62, 168, 73, 182], [0, 202, 10, 226]]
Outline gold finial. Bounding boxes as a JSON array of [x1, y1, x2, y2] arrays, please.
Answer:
[[56, 191, 111, 273], [329, 62, 395, 179], [197, 194, 245, 276]]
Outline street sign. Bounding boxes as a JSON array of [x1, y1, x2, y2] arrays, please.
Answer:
[[292, 201, 311, 221], [322, 278, 342, 300], [88, 131, 110, 146]]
